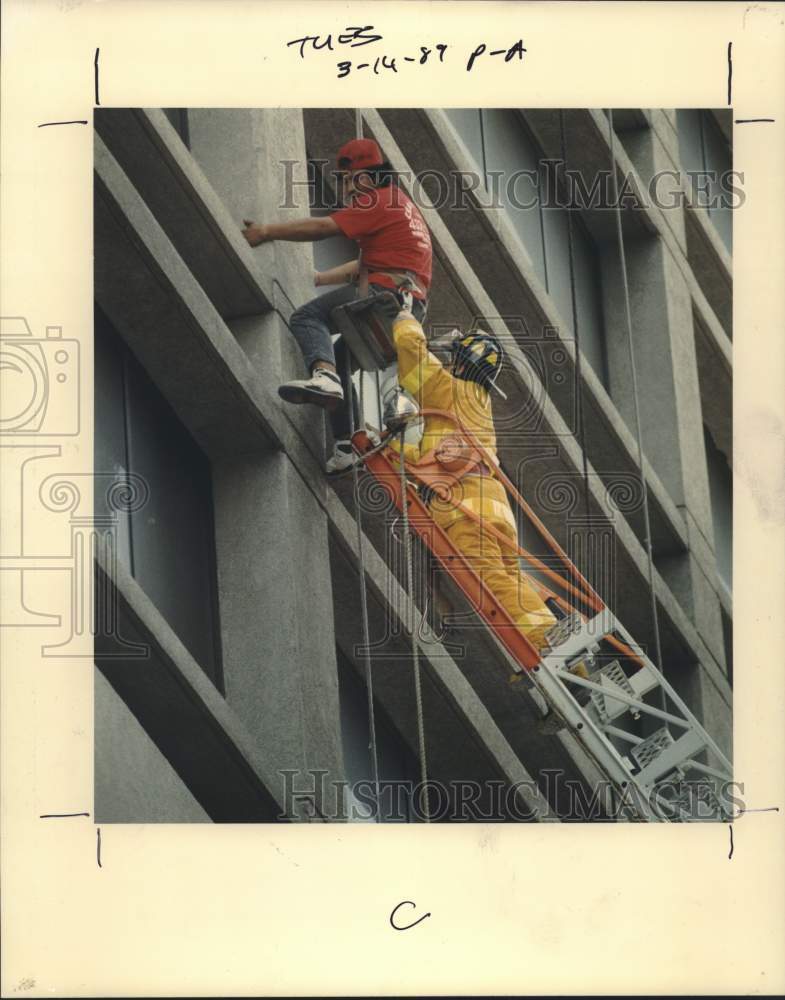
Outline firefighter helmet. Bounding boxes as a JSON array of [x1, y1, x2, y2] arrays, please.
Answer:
[[451, 330, 504, 392]]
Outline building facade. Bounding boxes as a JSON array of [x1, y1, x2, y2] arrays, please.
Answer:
[[93, 107, 733, 822]]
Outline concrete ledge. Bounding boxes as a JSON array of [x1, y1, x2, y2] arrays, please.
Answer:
[[694, 309, 733, 464], [684, 198, 733, 337], [94, 552, 292, 822], [524, 109, 732, 358], [95, 108, 273, 320], [582, 109, 732, 350], [94, 133, 281, 460]]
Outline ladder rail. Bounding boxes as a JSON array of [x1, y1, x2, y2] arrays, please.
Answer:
[[351, 420, 733, 821], [553, 671, 695, 731], [544, 612, 733, 779], [357, 431, 543, 670], [530, 664, 661, 822], [377, 408, 648, 669]]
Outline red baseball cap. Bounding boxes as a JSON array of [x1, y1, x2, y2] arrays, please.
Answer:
[[335, 138, 384, 171]]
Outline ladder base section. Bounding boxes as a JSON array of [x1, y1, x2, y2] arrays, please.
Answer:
[[535, 613, 734, 821], [355, 434, 734, 823]]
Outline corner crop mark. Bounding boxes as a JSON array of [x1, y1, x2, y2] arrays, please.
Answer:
[[40, 811, 90, 818], [727, 41, 732, 105], [727, 41, 776, 122], [94, 47, 100, 105]]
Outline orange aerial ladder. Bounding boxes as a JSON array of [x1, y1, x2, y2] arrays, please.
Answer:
[[332, 290, 733, 824]]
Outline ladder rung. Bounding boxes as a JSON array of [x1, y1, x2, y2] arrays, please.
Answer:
[[540, 611, 610, 664], [552, 671, 694, 731], [632, 727, 708, 786]]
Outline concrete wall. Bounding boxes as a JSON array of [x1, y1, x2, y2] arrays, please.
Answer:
[[95, 668, 209, 823]]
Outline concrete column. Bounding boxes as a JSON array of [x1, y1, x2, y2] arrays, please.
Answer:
[[602, 227, 729, 677], [603, 118, 730, 679], [187, 108, 320, 385], [188, 109, 347, 818], [614, 110, 688, 254], [211, 447, 346, 819]]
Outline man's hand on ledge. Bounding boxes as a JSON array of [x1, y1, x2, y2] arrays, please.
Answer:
[[242, 220, 269, 247]]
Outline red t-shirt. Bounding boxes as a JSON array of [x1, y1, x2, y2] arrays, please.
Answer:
[[331, 185, 432, 299]]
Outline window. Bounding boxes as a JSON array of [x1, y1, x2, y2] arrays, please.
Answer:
[[94, 306, 223, 688], [307, 156, 358, 275], [541, 199, 608, 387], [337, 650, 419, 822], [444, 108, 485, 179], [676, 110, 732, 252], [704, 425, 732, 592], [444, 109, 609, 388]]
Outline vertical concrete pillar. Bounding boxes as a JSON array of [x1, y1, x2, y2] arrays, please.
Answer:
[[211, 448, 345, 820], [187, 108, 319, 381], [601, 164, 729, 684], [187, 109, 347, 818], [613, 110, 688, 254]]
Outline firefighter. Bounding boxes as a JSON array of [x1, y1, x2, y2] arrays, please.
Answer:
[[388, 307, 558, 653], [242, 137, 432, 473]]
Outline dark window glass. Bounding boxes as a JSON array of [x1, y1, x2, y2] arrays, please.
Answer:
[[721, 608, 733, 687], [704, 425, 732, 591], [445, 108, 609, 389], [337, 649, 419, 822], [676, 110, 732, 252], [94, 305, 223, 689], [162, 108, 190, 148]]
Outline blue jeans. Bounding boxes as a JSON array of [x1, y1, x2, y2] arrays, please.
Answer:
[[289, 282, 427, 441]]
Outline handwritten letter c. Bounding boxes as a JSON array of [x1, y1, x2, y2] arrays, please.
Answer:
[[390, 900, 431, 931]]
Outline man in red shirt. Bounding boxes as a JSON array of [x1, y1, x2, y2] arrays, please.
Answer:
[[243, 137, 432, 472]]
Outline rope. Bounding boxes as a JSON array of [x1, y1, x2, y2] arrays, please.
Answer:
[[344, 349, 382, 821], [374, 370, 382, 431], [559, 109, 592, 527], [398, 427, 431, 821], [607, 109, 667, 706]]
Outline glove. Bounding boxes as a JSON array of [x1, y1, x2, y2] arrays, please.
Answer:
[[417, 482, 436, 507]]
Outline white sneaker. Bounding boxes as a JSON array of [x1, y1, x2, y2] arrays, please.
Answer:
[[278, 368, 344, 409], [326, 440, 357, 475]]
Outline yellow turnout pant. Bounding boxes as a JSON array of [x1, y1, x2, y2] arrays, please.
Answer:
[[430, 475, 557, 651]]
